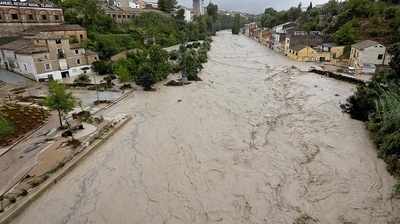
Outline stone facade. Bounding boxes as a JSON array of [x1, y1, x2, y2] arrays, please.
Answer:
[[0, 0, 64, 37], [0, 26, 98, 81]]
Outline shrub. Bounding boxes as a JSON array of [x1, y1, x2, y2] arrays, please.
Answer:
[[0, 115, 14, 138], [93, 60, 113, 75], [74, 74, 91, 83]]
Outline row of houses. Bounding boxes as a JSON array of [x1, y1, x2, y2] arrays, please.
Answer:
[[243, 22, 391, 74]]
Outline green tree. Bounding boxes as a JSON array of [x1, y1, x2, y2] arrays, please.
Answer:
[[180, 49, 203, 81], [136, 63, 157, 91], [113, 61, 131, 83], [207, 3, 218, 21], [232, 14, 241, 35], [45, 81, 76, 128], [389, 43, 400, 75], [333, 22, 358, 45], [0, 115, 14, 138], [158, 0, 177, 13], [93, 60, 113, 75]]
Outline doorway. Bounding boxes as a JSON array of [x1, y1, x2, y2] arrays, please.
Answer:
[[61, 71, 70, 79]]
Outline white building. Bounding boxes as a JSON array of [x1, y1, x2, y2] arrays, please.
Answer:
[[184, 7, 192, 22], [0, 36, 98, 82], [349, 40, 391, 70], [271, 22, 297, 52]]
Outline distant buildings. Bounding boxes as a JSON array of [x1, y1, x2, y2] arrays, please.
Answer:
[[192, 0, 204, 16], [0, 0, 64, 37], [271, 22, 297, 53], [99, 0, 164, 23], [244, 21, 393, 75]]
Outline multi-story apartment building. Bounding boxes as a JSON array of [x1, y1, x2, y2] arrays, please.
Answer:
[[0, 26, 98, 82], [0, 0, 64, 37]]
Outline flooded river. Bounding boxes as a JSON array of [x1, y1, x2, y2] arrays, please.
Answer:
[[12, 31, 400, 224]]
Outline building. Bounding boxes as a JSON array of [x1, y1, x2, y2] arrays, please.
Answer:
[[144, 1, 158, 9], [349, 40, 390, 69], [0, 0, 64, 37], [259, 30, 272, 48], [192, 0, 204, 16], [271, 22, 297, 52], [22, 24, 88, 44], [0, 26, 98, 82], [244, 22, 257, 38]]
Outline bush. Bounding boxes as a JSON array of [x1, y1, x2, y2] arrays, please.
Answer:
[[74, 74, 91, 84], [93, 60, 113, 75], [0, 116, 14, 138], [135, 64, 157, 91], [169, 50, 179, 61]]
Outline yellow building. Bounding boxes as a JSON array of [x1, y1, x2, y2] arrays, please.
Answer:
[[287, 45, 317, 62], [287, 44, 339, 62]]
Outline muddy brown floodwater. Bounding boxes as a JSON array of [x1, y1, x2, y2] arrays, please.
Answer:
[[11, 31, 400, 224]]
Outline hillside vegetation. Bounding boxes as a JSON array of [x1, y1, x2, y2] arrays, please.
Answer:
[[259, 0, 400, 45]]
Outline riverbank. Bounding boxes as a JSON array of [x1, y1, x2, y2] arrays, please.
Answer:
[[9, 31, 400, 224]]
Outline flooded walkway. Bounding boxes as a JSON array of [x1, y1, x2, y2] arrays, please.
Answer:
[[11, 31, 400, 224]]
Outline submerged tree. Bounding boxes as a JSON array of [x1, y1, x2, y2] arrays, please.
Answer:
[[232, 14, 241, 35], [180, 49, 203, 81], [45, 81, 76, 128]]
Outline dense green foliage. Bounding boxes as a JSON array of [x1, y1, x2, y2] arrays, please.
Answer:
[[92, 60, 113, 75], [232, 14, 241, 35], [45, 82, 76, 127], [259, 0, 400, 44], [74, 74, 91, 84], [345, 44, 400, 193], [158, 0, 177, 13], [0, 115, 14, 138], [110, 46, 171, 90]]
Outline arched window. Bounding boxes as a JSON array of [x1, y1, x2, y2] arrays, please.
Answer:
[[39, 11, 48, 21], [25, 10, 34, 21], [9, 9, 19, 20]]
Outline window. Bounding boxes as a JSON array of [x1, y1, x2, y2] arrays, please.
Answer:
[[378, 54, 384, 60], [41, 14, 47, 20], [0, 14, 3, 20], [54, 15, 60, 20], [76, 59, 81, 64], [75, 49, 79, 55], [80, 34, 83, 40], [28, 14, 34, 20], [45, 63, 51, 71], [55, 39, 62, 44], [44, 54, 48, 59], [24, 64, 27, 71], [11, 14, 18, 20]]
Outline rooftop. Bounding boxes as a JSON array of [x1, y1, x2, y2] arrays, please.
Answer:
[[0, 0, 60, 8], [0, 38, 31, 51], [352, 40, 382, 50], [23, 25, 85, 35]]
